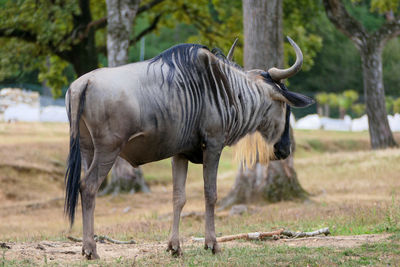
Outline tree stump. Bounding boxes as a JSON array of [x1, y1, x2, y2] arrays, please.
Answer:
[[99, 157, 150, 196], [219, 128, 307, 209]]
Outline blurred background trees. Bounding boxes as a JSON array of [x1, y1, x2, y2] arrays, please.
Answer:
[[1, 0, 399, 117], [1, 0, 399, 196], [323, 0, 400, 148], [1, 0, 399, 104]]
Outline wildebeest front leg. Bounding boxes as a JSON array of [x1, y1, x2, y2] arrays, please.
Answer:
[[167, 155, 188, 256], [203, 145, 222, 254]]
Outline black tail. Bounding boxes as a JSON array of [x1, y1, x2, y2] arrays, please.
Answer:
[[64, 84, 88, 226]]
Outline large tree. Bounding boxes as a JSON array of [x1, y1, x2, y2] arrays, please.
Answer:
[[323, 0, 399, 149], [220, 0, 307, 208]]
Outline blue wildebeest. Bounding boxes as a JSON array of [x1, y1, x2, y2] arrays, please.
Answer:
[[65, 37, 313, 259]]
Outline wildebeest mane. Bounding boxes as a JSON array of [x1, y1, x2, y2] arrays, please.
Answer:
[[148, 43, 238, 121], [148, 44, 243, 87], [148, 44, 208, 87], [148, 43, 273, 166], [211, 47, 243, 70]]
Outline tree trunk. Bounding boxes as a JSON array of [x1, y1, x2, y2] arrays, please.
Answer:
[[106, 0, 139, 66], [339, 107, 346, 119], [243, 0, 283, 70], [219, 0, 307, 209], [100, 0, 149, 195], [317, 105, 323, 116], [322, 0, 399, 149], [360, 43, 397, 149], [324, 104, 330, 117]]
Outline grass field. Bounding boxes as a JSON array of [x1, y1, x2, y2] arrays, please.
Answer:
[[1, 122, 400, 266]]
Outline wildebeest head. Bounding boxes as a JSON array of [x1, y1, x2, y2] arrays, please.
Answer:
[[231, 37, 314, 165]]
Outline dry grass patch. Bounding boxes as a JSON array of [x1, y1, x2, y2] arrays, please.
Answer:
[[1, 122, 400, 264]]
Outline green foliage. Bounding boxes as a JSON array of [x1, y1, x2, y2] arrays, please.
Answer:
[[383, 38, 400, 96], [328, 93, 339, 108], [386, 96, 394, 114], [291, 1, 400, 97], [136, 0, 321, 70], [0, 0, 107, 97], [370, 0, 399, 14], [38, 56, 68, 98], [352, 103, 366, 116], [0, 38, 41, 81], [315, 92, 329, 105], [393, 97, 400, 114], [289, 12, 363, 95], [148, 0, 244, 63], [348, 0, 386, 32], [6, 0, 399, 101], [316, 91, 363, 117], [283, 0, 323, 71], [339, 90, 359, 109], [0, 0, 79, 50]]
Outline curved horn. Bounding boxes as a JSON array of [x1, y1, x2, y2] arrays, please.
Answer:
[[268, 36, 303, 81], [227, 37, 238, 61]]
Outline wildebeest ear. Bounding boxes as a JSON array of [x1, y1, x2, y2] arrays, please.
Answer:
[[281, 90, 314, 108], [272, 89, 315, 108]]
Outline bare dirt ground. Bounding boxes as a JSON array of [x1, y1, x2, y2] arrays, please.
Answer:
[[1, 233, 391, 265]]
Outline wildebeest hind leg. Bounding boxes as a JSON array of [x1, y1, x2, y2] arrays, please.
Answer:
[[167, 155, 188, 256], [80, 147, 121, 260]]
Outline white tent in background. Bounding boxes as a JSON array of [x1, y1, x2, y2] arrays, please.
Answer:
[[4, 103, 40, 122], [295, 114, 321, 130], [388, 114, 400, 132], [320, 115, 352, 131], [351, 115, 369, 131], [40, 105, 68, 123]]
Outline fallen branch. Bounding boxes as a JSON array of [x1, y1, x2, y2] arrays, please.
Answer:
[[67, 235, 136, 244], [191, 227, 330, 243], [192, 229, 284, 243], [282, 227, 330, 238], [96, 235, 136, 244]]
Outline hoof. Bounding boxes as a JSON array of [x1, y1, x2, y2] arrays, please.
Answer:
[[204, 241, 221, 254], [82, 247, 100, 260], [167, 242, 183, 257]]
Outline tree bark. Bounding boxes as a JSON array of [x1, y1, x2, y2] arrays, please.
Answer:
[[100, 0, 149, 195], [219, 0, 307, 208], [361, 43, 397, 148], [323, 0, 399, 149], [243, 0, 283, 70], [106, 0, 140, 66]]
